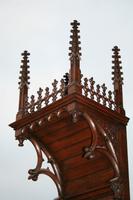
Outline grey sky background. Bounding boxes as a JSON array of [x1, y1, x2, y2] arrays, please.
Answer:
[[0, 0, 133, 199]]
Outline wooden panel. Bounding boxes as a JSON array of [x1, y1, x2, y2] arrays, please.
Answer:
[[48, 127, 91, 152], [66, 187, 113, 200], [64, 168, 114, 197], [60, 151, 102, 170], [63, 156, 111, 181], [98, 196, 113, 200], [39, 118, 89, 144], [69, 193, 113, 200], [51, 138, 91, 161]]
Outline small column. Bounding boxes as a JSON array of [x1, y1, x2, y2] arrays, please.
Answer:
[[112, 46, 125, 115], [68, 20, 82, 95], [16, 50, 30, 120]]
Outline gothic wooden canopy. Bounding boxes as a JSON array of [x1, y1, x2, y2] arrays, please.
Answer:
[[9, 20, 130, 200]]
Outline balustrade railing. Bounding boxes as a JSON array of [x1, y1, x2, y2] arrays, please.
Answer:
[[24, 75, 116, 115], [81, 76, 116, 110], [24, 78, 66, 114]]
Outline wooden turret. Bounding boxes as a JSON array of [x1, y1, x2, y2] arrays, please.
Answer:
[[9, 21, 130, 200]]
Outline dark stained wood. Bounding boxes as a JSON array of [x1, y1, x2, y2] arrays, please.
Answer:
[[112, 46, 125, 114], [9, 20, 130, 200], [68, 20, 82, 95]]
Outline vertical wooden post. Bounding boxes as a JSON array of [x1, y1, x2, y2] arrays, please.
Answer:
[[112, 46, 125, 115], [68, 20, 82, 95], [16, 50, 30, 120]]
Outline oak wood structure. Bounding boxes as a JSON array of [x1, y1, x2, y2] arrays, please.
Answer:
[[9, 20, 130, 200]]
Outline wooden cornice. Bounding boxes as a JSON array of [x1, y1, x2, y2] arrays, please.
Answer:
[[9, 93, 129, 131]]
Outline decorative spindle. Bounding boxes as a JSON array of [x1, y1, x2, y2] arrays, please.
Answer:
[[17, 50, 30, 120], [30, 95, 35, 113], [18, 51, 30, 89], [81, 75, 116, 111], [112, 46, 125, 114], [69, 20, 81, 62], [60, 79, 65, 98], [52, 79, 58, 102], [101, 84, 107, 106], [112, 46, 123, 86], [68, 20, 82, 95], [96, 84, 101, 103], [84, 78, 89, 97], [108, 91, 113, 109], [45, 87, 50, 106], [89, 77, 95, 100], [37, 88, 43, 111]]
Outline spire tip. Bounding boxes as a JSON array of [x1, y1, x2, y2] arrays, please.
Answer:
[[69, 20, 81, 60]]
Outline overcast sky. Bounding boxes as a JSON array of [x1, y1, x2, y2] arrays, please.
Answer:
[[0, 0, 133, 199]]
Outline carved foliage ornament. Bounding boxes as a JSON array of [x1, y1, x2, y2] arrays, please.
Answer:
[[110, 178, 122, 200]]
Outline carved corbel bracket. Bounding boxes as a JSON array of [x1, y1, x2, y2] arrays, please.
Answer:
[[15, 117, 64, 198], [28, 138, 44, 181], [15, 125, 30, 146], [78, 111, 121, 197], [28, 137, 63, 198]]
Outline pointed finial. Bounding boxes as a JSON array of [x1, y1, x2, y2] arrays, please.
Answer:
[[112, 46, 123, 87], [17, 50, 30, 120], [68, 20, 82, 95], [69, 20, 81, 61], [112, 46, 125, 114], [19, 50, 30, 89]]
